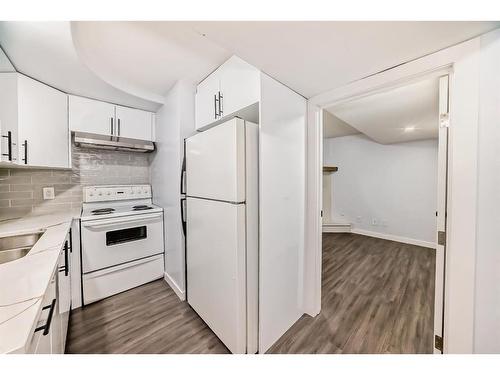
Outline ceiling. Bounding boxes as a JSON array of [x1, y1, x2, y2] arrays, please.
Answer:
[[325, 75, 439, 144], [71, 22, 231, 103], [0, 21, 498, 111], [323, 111, 360, 138], [0, 22, 163, 111]]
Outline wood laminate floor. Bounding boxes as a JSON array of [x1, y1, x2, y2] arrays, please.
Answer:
[[268, 233, 436, 354], [67, 233, 435, 354], [66, 280, 230, 354]]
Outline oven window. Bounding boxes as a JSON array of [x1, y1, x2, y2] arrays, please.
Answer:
[[106, 226, 147, 246]]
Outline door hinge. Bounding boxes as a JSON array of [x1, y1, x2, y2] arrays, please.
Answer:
[[320, 210, 323, 218], [438, 231, 446, 246], [440, 113, 450, 128], [435, 335, 443, 352]]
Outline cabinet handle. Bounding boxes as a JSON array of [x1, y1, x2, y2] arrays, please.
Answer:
[[34, 299, 56, 336], [214, 94, 219, 119], [118, 118, 121, 136], [64, 240, 69, 276], [110, 118, 114, 135], [69, 228, 73, 253], [22, 140, 27, 164], [1, 131, 12, 161], [218, 91, 223, 117]]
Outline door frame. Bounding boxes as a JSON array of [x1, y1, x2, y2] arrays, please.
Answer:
[[304, 37, 481, 353]]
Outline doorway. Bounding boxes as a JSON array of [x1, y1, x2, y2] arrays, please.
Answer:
[[272, 72, 450, 353], [320, 74, 448, 353]]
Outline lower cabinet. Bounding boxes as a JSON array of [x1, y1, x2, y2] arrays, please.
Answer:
[[57, 232, 72, 351], [27, 229, 72, 354], [27, 269, 57, 354]]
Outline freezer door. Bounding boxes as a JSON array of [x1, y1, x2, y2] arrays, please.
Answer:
[[186, 197, 247, 353], [186, 118, 246, 203]]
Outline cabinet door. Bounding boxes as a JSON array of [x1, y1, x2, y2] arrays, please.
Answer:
[[0, 73, 21, 163], [17, 75, 69, 168], [115, 105, 153, 141], [69, 95, 115, 136], [34, 269, 58, 354], [195, 71, 220, 131], [219, 56, 260, 119], [58, 236, 71, 350]]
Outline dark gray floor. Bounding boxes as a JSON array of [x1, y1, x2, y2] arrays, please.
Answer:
[[67, 233, 435, 354], [66, 279, 229, 354], [268, 233, 436, 354]]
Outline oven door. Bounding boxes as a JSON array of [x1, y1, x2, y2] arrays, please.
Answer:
[[81, 212, 164, 273]]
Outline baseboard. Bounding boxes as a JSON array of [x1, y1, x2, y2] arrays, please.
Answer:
[[164, 272, 186, 301], [350, 228, 436, 249]]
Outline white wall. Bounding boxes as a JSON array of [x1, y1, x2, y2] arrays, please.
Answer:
[[323, 134, 438, 246], [150, 81, 195, 299], [0, 47, 15, 72], [474, 28, 500, 353]]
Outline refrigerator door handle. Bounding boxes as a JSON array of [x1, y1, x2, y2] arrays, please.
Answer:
[[180, 169, 186, 195], [180, 197, 187, 236], [181, 141, 186, 195]]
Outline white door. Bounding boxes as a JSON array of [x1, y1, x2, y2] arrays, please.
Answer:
[[69, 95, 115, 136], [219, 56, 260, 118], [434, 75, 449, 354], [186, 197, 247, 353], [115, 105, 153, 141], [195, 70, 220, 131], [186, 118, 246, 202], [17, 75, 69, 168]]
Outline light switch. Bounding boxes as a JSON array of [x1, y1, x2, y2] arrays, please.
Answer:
[[43, 187, 55, 200]]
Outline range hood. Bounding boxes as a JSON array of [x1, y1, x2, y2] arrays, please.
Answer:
[[74, 132, 155, 153]]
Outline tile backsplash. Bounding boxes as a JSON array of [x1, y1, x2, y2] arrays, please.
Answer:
[[0, 143, 150, 215]]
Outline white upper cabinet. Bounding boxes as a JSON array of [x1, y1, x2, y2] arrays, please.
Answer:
[[195, 56, 260, 131], [219, 57, 260, 119], [69, 95, 154, 141], [69, 95, 115, 136], [195, 69, 221, 131], [0, 73, 70, 168], [115, 105, 153, 141]]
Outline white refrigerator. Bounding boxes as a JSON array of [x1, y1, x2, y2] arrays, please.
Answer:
[[185, 117, 259, 354]]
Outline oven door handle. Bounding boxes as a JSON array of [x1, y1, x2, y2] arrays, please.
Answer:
[[82, 212, 163, 228]]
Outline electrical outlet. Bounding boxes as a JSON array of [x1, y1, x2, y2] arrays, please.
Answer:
[[381, 220, 388, 227], [43, 187, 55, 200], [356, 216, 362, 223]]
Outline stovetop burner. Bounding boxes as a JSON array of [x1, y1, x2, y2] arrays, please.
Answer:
[[133, 205, 153, 211], [91, 208, 115, 215]]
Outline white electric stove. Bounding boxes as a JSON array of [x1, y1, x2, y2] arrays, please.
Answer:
[[80, 185, 164, 305]]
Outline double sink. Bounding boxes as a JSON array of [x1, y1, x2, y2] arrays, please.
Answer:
[[0, 232, 44, 265]]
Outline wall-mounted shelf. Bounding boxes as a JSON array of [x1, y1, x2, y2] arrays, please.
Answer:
[[323, 166, 338, 173]]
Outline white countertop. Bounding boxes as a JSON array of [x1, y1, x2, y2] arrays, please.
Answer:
[[0, 208, 81, 354]]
